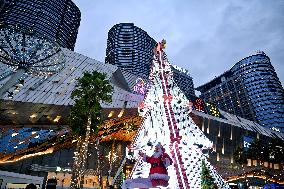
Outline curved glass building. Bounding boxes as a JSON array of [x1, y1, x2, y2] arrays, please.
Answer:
[[105, 23, 157, 80], [0, 0, 81, 50], [196, 51, 284, 131]]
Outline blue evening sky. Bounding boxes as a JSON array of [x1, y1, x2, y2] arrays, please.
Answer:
[[73, 0, 284, 88]]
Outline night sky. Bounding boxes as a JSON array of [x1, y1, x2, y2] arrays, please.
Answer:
[[73, 0, 284, 90]]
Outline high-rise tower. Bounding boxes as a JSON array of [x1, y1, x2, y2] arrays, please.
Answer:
[[0, 0, 81, 50], [105, 23, 156, 80], [196, 51, 284, 131]]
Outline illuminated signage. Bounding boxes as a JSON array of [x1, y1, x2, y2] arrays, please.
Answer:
[[243, 136, 253, 150]]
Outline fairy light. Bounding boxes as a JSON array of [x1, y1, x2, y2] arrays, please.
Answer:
[[0, 147, 54, 164], [117, 109, 124, 118], [108, 111, 114, 118], [124, 40, 229, 189], [106, 151, 118, 162], [30, 113, 37, 119], [193, 98, 206, 112], [206, 103, 221, 117], [53, 116, 61, 122]]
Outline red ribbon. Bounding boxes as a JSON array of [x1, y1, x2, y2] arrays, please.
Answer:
[[170, 135, 182, 143], [163, 94, 173, 102]]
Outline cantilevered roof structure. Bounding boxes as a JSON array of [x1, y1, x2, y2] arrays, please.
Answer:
[[0, 48, 144, 126], [192, 110, 284, 140]]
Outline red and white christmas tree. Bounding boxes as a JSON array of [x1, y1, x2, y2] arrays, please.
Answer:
[[122, 40, 229, 189]]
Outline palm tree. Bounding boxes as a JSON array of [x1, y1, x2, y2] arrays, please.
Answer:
[[69, 71, 113, 189]]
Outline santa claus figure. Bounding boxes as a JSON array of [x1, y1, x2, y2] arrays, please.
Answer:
[[138, 142, 172, 187]]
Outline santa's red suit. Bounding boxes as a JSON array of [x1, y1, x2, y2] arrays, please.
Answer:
[[141, 143, 172, 187]]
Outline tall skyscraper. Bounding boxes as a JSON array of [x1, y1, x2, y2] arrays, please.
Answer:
[[0, 0, 81, 50], [105, 23, 156, 80], [196, 51, 284, 131], [105, 23, 196, 97]]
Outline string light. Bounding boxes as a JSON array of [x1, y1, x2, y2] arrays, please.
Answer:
[[193, 98, 206, 112], [206, 102, 221, 117]]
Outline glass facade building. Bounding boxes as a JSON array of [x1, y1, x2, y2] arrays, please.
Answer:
[[0, 0, 81, 50], [105, 23, 157, 80], [105, 23, 195, 97], [196, 51, 284, 131]]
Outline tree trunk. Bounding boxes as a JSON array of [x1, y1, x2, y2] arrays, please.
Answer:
[[70, 115, 92, 189], [79, 115, 92, 189], [70, 136, 83, 189], [107, 140, 116, 186]]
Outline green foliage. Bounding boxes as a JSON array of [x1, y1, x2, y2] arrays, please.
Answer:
[[71, 71, 113, 105], [69, 71, 113, 136], [201, 160, 218, 189]]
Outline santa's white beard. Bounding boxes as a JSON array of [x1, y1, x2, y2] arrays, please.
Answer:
[[153, 149, 163, 158]]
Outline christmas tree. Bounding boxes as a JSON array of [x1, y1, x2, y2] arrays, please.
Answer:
[[201, 160, 218, 189], [122, 40, 229, 189]]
